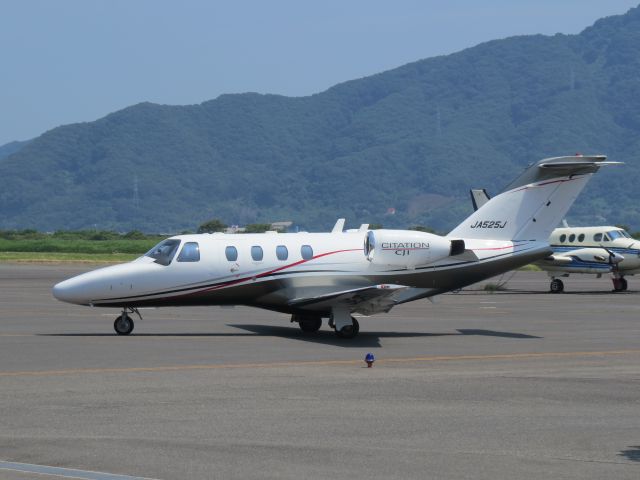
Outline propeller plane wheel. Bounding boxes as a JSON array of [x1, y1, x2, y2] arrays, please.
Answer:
[[336, 317, 360, 339], [613, 278, 627, 292], [550, 278, 564, 293], [114, 313, 134, 335], [297, 316, 322, 333]]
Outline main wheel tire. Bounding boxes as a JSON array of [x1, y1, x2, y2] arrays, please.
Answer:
[[613, 278, 626, 292], [336, 317, 359, 339], [299, 316, 322, 333], [550, 278, 564, 293], [114, 314, 134, 335], [621, 277, 628, 291]]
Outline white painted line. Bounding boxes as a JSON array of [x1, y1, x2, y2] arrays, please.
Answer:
[[0, 461, 160, 480]]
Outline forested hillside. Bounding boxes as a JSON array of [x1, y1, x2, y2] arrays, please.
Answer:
[[1, 6, 640, 232]]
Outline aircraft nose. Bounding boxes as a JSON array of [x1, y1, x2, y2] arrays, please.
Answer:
[[52, 278, 89, 305]]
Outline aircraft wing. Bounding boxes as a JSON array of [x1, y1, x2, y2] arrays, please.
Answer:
[[288, 284, 417, 316], [536, 247, 621, 273]]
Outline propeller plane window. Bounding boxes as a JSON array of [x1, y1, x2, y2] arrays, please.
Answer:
[[594, 233, 603, 242], [569, 234, 576, 242], [578, 234, 585, 242], [607, 230, 623, 240], [177, 242, 200, 262], [559, 234, 566, 242]]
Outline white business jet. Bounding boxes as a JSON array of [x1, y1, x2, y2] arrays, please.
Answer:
[[53, 155, 615, 338]]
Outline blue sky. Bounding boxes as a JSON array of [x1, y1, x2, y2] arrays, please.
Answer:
[[0, 0, 638, 145]]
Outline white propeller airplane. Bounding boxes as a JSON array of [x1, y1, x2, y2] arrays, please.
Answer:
[[470, 185, 639, 293], [539, 226, 640, 292], [53, 155, 616, 338]]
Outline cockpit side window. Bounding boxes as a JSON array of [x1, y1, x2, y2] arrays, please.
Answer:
[[603, 233, 611, 242], [145, 239, 180, 266], [177, 242, 200, 262], [621, 230, 631, 238], [593, 233, 603, 242]]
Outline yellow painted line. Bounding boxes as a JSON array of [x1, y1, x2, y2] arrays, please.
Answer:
[[1, 349, 640, 378]]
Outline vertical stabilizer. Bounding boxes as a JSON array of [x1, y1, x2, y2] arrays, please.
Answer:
[[448, 156, 617, 241]]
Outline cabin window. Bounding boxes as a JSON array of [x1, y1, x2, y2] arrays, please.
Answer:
[[559, 234, 566, 243], [578, 234, 585, 242], [251, 246, 264, 261], [569, 234, 576, 242], [225, 246, 238, 261], [276, 245, 288, 261], [593, 233, 603, 242], [301, 245, 313, 260], [145, 239, 180, 266], [177, 242, 200, 262]]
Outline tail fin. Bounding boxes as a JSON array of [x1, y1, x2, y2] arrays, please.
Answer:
[[448, 155, 619, 241]]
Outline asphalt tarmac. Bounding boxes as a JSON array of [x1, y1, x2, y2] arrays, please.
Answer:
[[0, 264, 639, 479]]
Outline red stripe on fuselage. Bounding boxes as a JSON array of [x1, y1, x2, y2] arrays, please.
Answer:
[[177, 248, 364, 298]]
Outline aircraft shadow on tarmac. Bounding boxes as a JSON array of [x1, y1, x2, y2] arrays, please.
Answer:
[[619, 446, 640, 462], [226, 324, 542, 348], [481, 289, 638, 295], [41, 326, 541, 348]]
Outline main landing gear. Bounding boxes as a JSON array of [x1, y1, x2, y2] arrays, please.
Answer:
[[612, 276, 628, 292], [290, 308, 361, 339], [549, 278, 564, 293], [330, 307, 360, 339], [114, 307, 142, 335], [291, 314, 322, 333]]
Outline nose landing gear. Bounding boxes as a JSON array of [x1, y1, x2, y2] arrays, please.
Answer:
[[114, 307, 142, 335]]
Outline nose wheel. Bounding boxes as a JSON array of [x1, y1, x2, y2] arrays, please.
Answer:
[[114, 314, 134, 335], [113, 307, 141, 335]]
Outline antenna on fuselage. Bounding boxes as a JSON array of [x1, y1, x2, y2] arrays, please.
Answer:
[[331, 218, 346, 233]]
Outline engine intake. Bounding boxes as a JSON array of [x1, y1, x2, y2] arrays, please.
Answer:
[[364, 230, 465, 267]]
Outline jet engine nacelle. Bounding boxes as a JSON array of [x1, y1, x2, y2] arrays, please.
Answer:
[[364, 229, 465, 267]]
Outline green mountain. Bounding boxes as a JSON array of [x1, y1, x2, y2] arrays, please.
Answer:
[[2, 6, 640, 233], [0, 140, 30, 161]]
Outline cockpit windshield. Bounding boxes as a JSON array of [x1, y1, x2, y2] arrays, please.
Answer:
[[607, 230, 625, 240], [145, 239, 180, 266]]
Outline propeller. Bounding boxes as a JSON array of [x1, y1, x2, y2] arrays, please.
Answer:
[[601, 245, 624, 270]]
